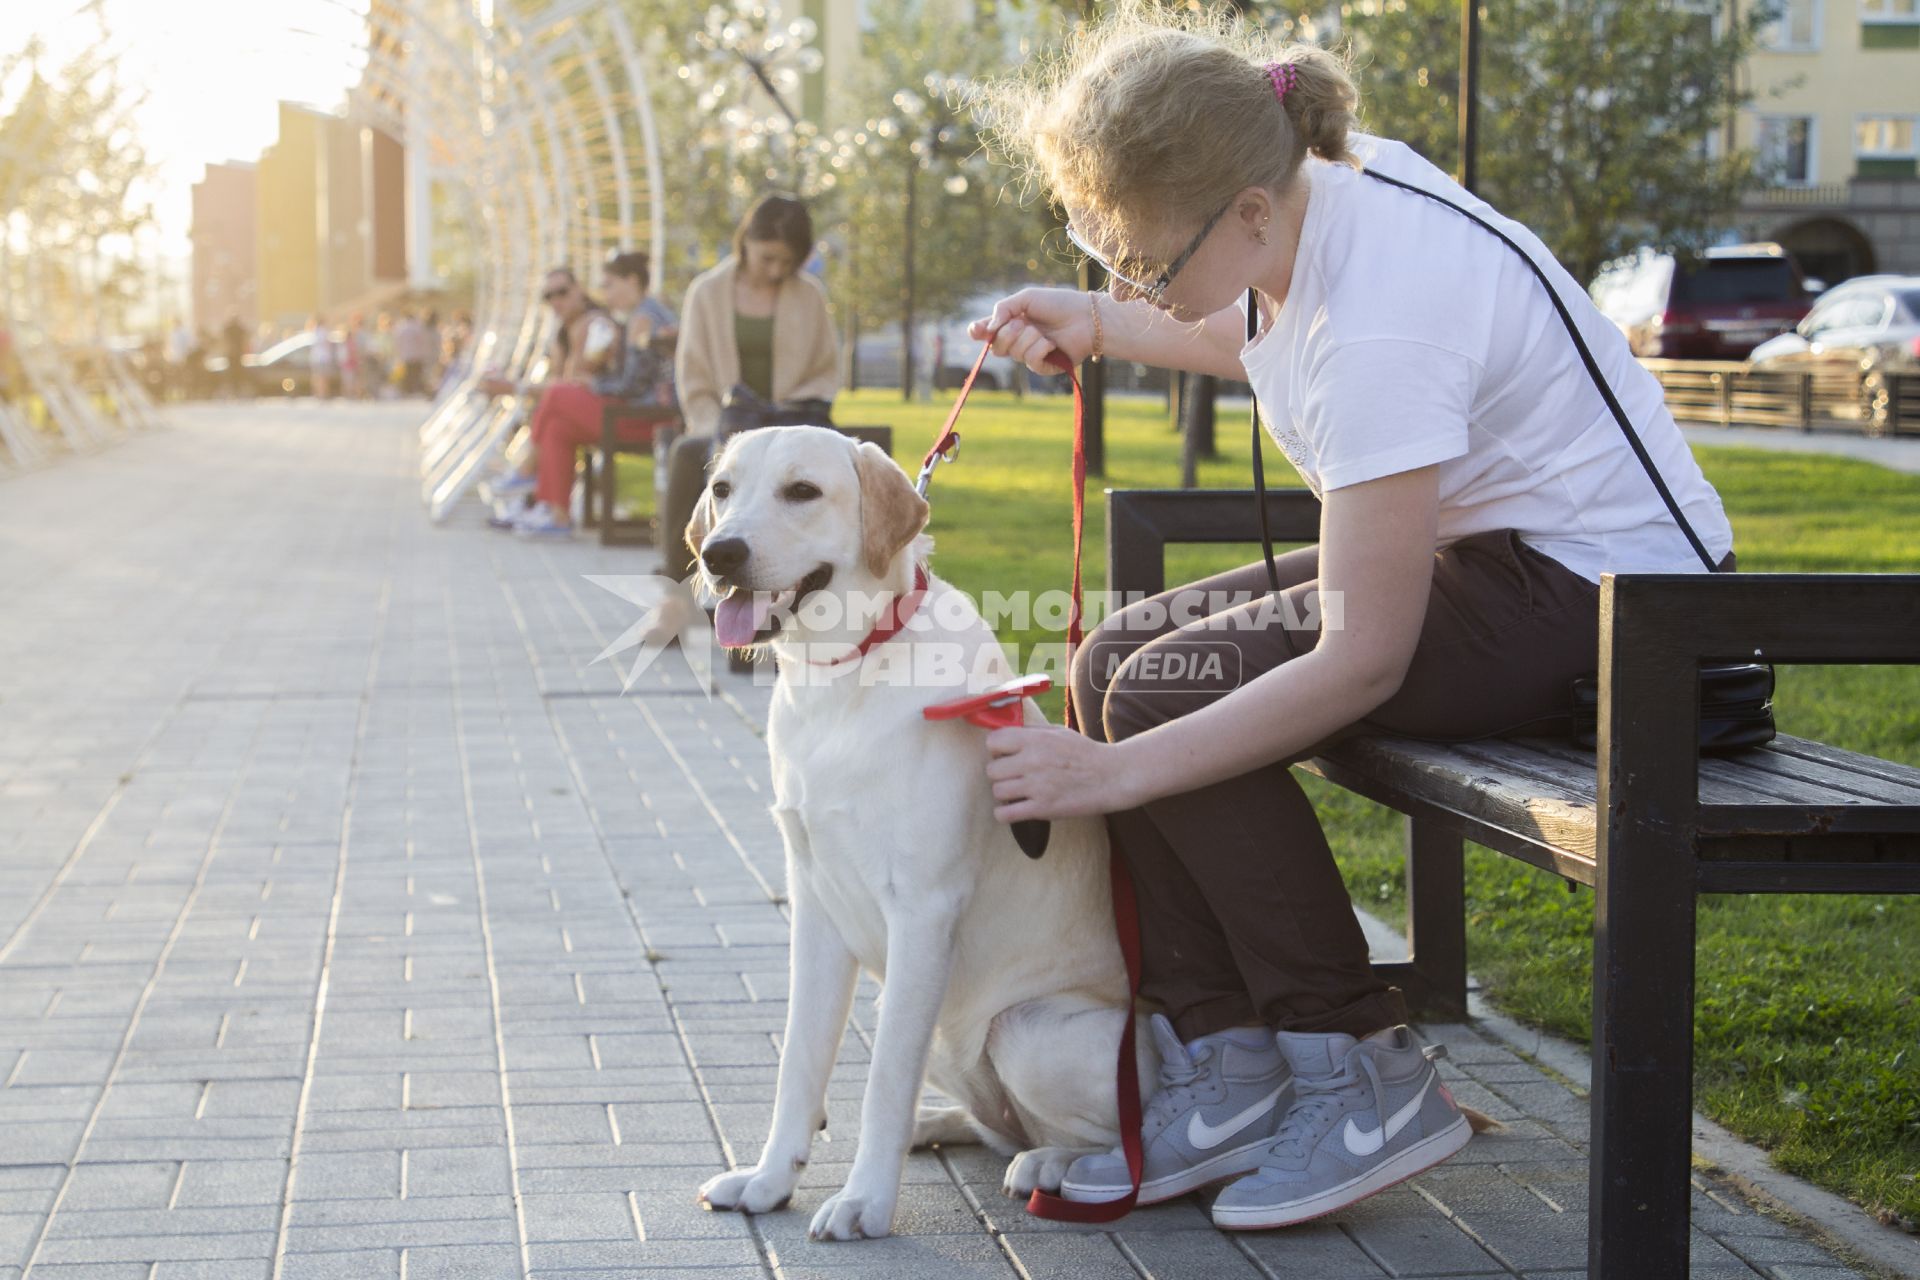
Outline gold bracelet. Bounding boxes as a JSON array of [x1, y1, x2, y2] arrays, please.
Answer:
[[1088, 291, 1104, 363]]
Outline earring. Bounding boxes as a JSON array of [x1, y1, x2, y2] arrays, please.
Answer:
[[1255, 223, 1271, 246]]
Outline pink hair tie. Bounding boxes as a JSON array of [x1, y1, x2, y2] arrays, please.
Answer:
[[1265, 60, 1299, 104]]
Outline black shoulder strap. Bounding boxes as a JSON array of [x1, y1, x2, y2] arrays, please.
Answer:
[[1247, 290, 1283, 593]]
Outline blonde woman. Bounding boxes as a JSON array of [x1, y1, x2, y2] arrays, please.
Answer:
[[969, 4, 1734, 1229]]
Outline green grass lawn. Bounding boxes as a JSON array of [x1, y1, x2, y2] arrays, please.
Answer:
[[642, 387, 1920, 1228]]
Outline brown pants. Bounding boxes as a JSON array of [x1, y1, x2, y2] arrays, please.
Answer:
[[1070, 527, 1736, 1042]]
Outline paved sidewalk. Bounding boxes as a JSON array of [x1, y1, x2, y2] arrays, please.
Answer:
[[0, 403, 1886, 1279], [1678, 422, 1920, 473]]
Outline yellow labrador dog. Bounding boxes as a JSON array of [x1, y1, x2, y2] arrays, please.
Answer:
[[688, 426, 1143, 1241]]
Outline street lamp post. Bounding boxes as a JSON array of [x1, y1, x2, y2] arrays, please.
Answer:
[[888, 75, 974, 403], [1459, 0, 1481, 194], [903, 142, 917, 399], [684, 3, 824, 189]]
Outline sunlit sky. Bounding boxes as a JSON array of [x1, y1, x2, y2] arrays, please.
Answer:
[[1, 0, 366, 252]]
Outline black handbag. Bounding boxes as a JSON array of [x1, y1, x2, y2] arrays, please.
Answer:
[[717, 383, 834, 438], [1570, 662, 1776, 754], [1244, 168, 1775, 756]]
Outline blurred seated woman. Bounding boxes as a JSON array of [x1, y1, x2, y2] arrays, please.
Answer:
[[493, 254, 676, 538]]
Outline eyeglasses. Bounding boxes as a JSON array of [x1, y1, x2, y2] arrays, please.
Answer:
[[1063, 199, 1232, 306]]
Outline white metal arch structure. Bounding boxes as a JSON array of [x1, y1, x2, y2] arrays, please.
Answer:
[[337, 0, 669, 521]]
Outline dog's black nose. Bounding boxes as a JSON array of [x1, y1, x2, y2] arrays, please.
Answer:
[[701, 537, 751, 578]]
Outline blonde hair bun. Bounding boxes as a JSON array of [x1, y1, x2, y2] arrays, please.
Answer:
[[973, 1, 1358, 254]]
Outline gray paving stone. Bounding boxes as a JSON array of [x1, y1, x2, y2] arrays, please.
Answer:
[[150, 1263, 273, 1279], [34, 1230, 278, 1265], [401, 1146, 512, 1198], [526, 1237, 768, 1270], [1118, 1231, 1287, 1277], [42, 1205, 280, 1240], [398, 1244, 523, 1279], [1717, 1232, 1869, 1266], [527, 1271, 766, 1280], [1322, 1187, 1508, 1275], [520, 1190, 638, 1242], [278, 1250, 400, 1280], [58, 1162, 179, 1211], [1233, 1221, 1394, 1277], [171, 1159, 287, 1208], [287, 1149, 400, 1199], [999, 1234, 1143, 1280]]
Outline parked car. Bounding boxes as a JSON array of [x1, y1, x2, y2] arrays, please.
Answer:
[[203, 332, 316, 396], [1590, 244, 1815, 360], [1749, 275, 1920, 434]]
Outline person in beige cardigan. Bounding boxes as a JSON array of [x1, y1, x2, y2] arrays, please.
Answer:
[[662, 195, 840, 580], [675, 233, 839, 435]]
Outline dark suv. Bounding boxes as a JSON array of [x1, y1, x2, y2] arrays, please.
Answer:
[[1590, 244, 1815, 360]]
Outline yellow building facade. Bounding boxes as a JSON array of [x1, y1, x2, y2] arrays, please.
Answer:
[[255, 104, 323, 329], [1732, 0, 1920, 281]]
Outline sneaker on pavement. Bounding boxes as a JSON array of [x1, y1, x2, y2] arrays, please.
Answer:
[[480, 470, 536, 505], [513, 503, 575, 539], [1210, 1025, 1470, 1231], [1060, 1013, 1292, 1206]]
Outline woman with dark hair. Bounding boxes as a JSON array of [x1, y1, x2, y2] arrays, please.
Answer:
[[491, 252, 677, 538], [659, 194, 839, 577]]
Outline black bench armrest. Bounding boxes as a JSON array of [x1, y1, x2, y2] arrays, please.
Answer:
[[1106, 488, 1320, 597]]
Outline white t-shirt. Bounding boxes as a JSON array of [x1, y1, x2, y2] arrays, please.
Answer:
[[1237, 133, 1733, 584]]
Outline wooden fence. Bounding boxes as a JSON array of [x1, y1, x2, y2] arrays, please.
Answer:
[[1642, 358, 1916, 437]]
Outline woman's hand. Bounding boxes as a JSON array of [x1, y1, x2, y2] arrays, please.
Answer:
[[968, 287, 1093, 374], [985, 725, 1143, 821]]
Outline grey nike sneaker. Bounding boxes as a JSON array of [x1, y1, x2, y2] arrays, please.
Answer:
[[1061, 1013, 1292, 1206], [1211, 1025, 1471, 1230]]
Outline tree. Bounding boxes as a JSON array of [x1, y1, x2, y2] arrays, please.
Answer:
[[0, 11, 156, 341], [834, 2, 1079, 378], [1339, 0, 1774, 285]]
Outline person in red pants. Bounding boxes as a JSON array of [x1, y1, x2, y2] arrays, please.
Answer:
[[500, 253, 676, 538]]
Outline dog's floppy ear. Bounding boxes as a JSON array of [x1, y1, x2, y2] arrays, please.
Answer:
[[684, 485, 716, 567], [855, 440, 929, 578]]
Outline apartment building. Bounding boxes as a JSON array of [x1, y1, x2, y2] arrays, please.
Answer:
[[1731, 0, 1920, 282]]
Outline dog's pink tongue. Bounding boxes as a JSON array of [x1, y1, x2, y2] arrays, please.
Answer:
[[713, 593, 769, 648]]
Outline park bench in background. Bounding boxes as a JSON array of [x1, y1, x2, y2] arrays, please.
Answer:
[[1107, 485, 1920, 1280], [583, 401, 682, 546], [587, 419, 896, 549]]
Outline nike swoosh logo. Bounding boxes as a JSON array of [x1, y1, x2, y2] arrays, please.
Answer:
[[1187, 1086, 1285, 1151], [1343, 1077, 1432, 1157]]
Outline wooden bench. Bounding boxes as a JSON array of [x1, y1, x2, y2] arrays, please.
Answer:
[[1106, 486, 1920, 1280], [585, 401, 682, 546]]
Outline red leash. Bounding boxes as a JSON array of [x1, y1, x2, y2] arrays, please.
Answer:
[[922, 337, 1144, 1224]]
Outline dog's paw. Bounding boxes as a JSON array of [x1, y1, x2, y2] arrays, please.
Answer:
[[698, 1163, 798, 1214], [1002, 1146, 1095, 1198], [807, 1184, 895, 1241]]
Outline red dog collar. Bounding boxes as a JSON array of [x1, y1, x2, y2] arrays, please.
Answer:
[[805, 566, 930, 667]]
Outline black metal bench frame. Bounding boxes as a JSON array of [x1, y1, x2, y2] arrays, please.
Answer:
[[586, 414, 900, 548], [584, 401, 682, 546], [1106, 486, 1920, 1280]]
